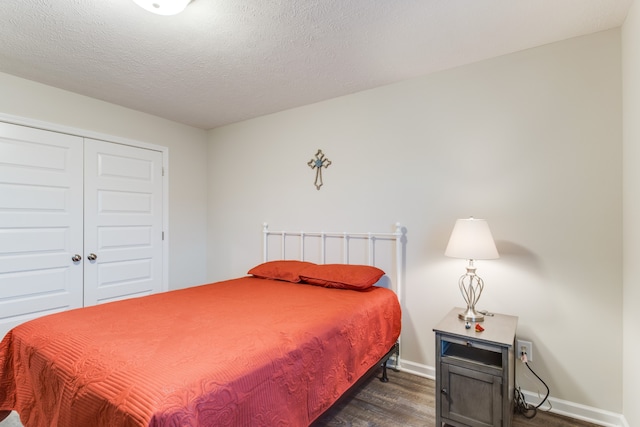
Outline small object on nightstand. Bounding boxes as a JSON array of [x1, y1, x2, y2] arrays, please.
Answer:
[[474, 323, 484, 332], [465, 321, 471, 329]]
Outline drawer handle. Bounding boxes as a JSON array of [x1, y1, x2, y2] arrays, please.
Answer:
[[71, 254, 81, 262], [466, 341, 473, 347], [441, 388, 447, 395]]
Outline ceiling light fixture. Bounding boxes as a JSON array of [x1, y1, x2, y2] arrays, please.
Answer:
[[132, 0, 192, 16]]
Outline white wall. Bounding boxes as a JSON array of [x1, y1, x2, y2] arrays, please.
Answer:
[[208, 30, 623, 413], [0, 72, 209, 291], [622, 1, 640, 426]]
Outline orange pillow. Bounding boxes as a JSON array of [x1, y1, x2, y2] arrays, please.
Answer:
[[248, 260, 316, 282], [299, 264, 385, 290]]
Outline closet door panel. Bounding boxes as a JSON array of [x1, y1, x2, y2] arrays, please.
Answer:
[[83, 139, 163, 305], [0, 123, 84, 337]]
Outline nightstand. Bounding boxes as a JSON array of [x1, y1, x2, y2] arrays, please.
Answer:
[[434, 307, 518, 427]]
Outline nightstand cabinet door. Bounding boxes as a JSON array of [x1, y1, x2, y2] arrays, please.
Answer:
[[441, 362, 503, 427]]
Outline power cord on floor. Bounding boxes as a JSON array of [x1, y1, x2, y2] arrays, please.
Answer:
[[514, 352, 550, 418]]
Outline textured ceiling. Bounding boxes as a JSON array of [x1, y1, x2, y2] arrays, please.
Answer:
[[0, 0, 632, 130]]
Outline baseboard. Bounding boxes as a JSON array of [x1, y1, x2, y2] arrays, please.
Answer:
[[396, 358, 435, 379], [519, 390, 628, 427], [394, 359, 628, 427]]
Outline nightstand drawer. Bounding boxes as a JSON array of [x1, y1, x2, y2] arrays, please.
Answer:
[[441, 336, 503, 369]]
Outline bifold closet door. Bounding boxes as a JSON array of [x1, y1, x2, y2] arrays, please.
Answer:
[[0, 123, 84, 337], [83, 139, 164, 305], [0, 123, 165, 337]]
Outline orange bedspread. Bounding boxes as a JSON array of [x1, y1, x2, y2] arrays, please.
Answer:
[[0, 277, 401, 426]]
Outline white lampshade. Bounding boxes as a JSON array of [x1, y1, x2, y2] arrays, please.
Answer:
[[445, 218, 499, 260], [132, 0, 191, 16]]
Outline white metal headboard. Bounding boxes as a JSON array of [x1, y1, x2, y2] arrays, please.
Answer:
[[262, 223, 405, 303]]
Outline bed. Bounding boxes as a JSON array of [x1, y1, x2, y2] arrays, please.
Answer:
[[0, 224, 403, 427]]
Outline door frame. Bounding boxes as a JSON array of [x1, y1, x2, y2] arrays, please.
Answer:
[[0, 112, 169, 293]]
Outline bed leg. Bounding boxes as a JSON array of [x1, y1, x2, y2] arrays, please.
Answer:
[[380, 359, 390, 382], [379, 341, 400, 382]]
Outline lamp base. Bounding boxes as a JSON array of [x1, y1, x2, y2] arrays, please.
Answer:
[[458, 307, 484, 322]]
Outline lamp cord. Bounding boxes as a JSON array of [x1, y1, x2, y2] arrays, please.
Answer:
[[514, 360, 551, 419]]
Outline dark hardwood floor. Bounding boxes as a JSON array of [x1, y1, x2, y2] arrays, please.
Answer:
[[312, 368, 601, 427]]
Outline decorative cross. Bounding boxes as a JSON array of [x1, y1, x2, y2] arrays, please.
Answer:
[[307, 149, 332, 190]]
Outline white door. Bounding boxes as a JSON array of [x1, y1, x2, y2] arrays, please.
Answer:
[[83, 139, 164, 305], [0, 123, 84, 337]]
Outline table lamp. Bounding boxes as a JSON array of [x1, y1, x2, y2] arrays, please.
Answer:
[[445, 217, 499, 322]]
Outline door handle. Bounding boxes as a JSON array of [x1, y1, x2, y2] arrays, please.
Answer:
[[87, 253, 97, 261], [72, 254, 82, 262]]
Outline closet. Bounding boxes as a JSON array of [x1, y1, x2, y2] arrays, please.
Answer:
[[0, 121, 165, 337]]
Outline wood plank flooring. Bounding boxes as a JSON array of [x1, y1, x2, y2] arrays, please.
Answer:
[[312, 368, 601, 427]]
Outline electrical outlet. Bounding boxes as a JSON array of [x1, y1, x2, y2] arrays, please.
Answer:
[[517, 339, 533, 362]]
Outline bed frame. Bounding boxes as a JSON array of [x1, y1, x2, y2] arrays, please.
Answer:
[[262, 222, 405, 381], [0, 224, 406, 426]]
